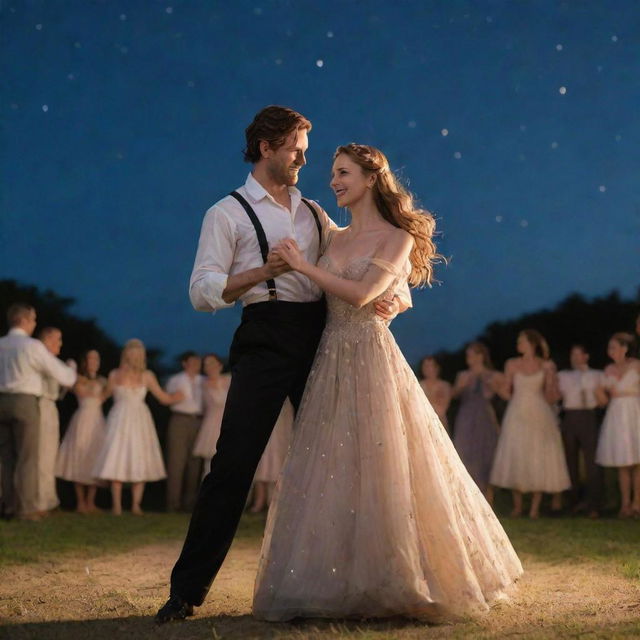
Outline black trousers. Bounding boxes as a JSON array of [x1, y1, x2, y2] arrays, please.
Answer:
[[561, 409, 602, 511], [170, 299, 326, 605]]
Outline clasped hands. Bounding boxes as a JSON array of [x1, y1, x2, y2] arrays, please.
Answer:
[[265, 238, 401, 321]]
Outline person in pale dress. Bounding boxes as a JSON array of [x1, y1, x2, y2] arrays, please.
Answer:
[[452, 342, 503, 506], [55, 350, 107, 513], [250, 398, 294, 513], [93, 339, 183, 515], [490, 330, 570, 519], [192, 354, 231, 476], [252, 143, 522, 622], [595, 333, 640, 518], [419, 356, 452, 432], [36, 327, 75, 515]]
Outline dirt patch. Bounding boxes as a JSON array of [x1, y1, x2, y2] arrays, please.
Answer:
[[0, 538, 639, 639]]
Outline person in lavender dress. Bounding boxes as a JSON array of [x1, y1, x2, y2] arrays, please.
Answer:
[[452, 342, 503, 506]]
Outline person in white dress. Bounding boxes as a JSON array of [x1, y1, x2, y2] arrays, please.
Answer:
[[192, 354, 230, 476], [55, 350, 107, 513], [93, 339, 183, 515], [36, 327, 74, 515], [418, 356, 452, 433], [490, 329, 570, 519], [595, 332, 640, 518], [250, 398, 294, 513], [252, 143, 522, 622]]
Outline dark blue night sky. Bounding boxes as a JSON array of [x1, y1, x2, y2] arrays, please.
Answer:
[[2, 1, 639, 367]]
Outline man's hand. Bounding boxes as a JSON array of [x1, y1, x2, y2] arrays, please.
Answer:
[[272, 238, 307, 271], [264, 251, 293, 278], [374, 296, 401, 321]]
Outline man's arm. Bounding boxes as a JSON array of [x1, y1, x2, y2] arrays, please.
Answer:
[[221, 252, 291, 304], [189, 204, 292, 311], [32, 342, 77, 388]]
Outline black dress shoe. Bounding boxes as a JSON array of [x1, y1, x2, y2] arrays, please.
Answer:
[[154, 594, 194, 624]]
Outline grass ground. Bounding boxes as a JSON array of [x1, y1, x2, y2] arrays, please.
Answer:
[[0, 511, 639, 639]]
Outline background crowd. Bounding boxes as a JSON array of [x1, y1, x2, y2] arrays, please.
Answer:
[[1, 301, 639, 523]]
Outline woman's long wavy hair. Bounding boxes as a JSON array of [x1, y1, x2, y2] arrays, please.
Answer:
[[334, 143, 443, 287]]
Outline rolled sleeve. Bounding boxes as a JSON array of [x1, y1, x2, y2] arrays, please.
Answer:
[[33, 343, 77, 388], [189, 205, 237, 312]]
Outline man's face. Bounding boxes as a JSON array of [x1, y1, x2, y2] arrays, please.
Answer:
[[18, 309, 37, 336], [570, 347, 589, 369], [265, 128, 308, 186], [183, 356, 202, 376], [43, 330, 62, 356]]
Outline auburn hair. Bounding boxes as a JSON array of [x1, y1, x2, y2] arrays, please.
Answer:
[[334, 143, 442, 287], [519, 329, 550, 360], [244, 105, 312, 163]]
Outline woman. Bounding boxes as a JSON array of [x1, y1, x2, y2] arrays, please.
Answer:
[[595, 333, 640, 518], [55, 349, 107, 513], [93, 339, 183, 515], [452, 342, 502, 505], [490, 330, 570, 518], [253, 144, 522, 622], [192, 353, 231, 476], [250, 399, 295, 513], [419, 356, 452, 432]]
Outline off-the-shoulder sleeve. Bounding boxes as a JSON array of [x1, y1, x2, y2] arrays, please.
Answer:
[[369, 258, 413, 308], [369, 257, 400, 274]]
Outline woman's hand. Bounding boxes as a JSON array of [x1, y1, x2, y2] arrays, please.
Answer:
[[273, 238, 307, 271], [374, 296, 400, 321]]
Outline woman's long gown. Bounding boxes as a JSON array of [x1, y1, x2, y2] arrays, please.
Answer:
[[253, 256, 523, 622], [453, 374, 499, 492], [55, 379, 106, 484], [490, 371, 570, 492], [595, 368, 640, 467], [254, 399, 295, 483], [92, 385, 166, 482]]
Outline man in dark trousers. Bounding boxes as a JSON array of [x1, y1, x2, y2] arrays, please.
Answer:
[[156, 105, 405, 622]]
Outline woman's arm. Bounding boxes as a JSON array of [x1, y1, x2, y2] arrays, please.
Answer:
[[452, 371, 469, 399], [145, 371, 184, 406], [102, 370, 117, 402], [497, 360, 515, 400], [543, 360, 561, 405], [274, 230, 414, 309]]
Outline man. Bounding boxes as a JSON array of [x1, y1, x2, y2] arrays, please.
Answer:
[[165, 351, 204, 512], [557, 344, 604, 518], [36, 327, 73, 516], [0, 305, 76, 521], [156, 105, 405, 622]]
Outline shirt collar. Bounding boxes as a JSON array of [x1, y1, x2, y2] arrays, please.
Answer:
[[244, 172, 302, 211], [8, 328, 28, 337]]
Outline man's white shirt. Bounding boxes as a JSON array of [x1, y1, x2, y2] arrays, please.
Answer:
[[0, 328, 77, 396], [166, 371, 204, 415], [558, 368, 603, 410], [189, 173, 333, 312]]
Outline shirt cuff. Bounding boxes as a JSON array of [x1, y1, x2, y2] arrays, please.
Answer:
[[189, 271, 235, 312]]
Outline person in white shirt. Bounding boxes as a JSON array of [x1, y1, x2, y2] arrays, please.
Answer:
[[156, 105, 407, 623], [36, 327, 74, 516], [0, 304, 76, 520], [165, 351, 204, 512], [557, 344, 604, 518]]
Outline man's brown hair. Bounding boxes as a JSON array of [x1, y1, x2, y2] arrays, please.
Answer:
[[244, 105, 311, 163], [6, 303, 34, 327]]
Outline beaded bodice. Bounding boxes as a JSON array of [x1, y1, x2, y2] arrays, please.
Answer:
[[319, 256, 404, 337]]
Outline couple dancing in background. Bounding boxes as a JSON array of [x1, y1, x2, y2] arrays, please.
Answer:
[[156, 106, 522, 624]]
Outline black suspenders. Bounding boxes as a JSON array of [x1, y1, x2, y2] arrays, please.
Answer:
[[229, 191, 323, 302]]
